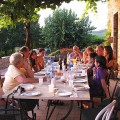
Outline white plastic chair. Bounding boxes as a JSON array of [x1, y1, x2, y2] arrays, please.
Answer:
[[95, 100, 116, 120]]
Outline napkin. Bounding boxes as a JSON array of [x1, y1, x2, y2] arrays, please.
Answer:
[[70, 93, 77, 97]]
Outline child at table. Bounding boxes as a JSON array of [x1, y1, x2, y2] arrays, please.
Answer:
[[87, 52, 97, 84], [89, 56, 109, 98]]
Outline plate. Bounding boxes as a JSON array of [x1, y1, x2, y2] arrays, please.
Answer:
[[73, 84, 90, 91], [20, 84, 35, 91], [74, 74, 86, 78], [34, 72, 45, 76], [21, 91, 41, 96], [58, 91, 72, 97], [73, 79, 87, 83], [74, 86, 85, 91]]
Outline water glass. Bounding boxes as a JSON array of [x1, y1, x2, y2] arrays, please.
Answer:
[[39, 77, 43, 85], [48, 85, 54, 92], [69, 80, 73, 87]]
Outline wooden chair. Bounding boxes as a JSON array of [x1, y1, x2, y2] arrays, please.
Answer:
[[81, 100, 116, 120]]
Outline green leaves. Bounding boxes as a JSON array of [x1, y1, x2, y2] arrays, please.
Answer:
[[0, 0, 102, 29], [42, 8, 96, 51]]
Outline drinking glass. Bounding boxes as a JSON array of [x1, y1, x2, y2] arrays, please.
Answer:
[[39, 77, 43, 85], [72, 59, 77, 65], [62, 79, 67, 90]]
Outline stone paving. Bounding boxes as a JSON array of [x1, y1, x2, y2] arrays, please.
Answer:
[[28, 79, 120, 120]]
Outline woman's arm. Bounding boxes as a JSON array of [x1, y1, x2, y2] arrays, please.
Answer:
[[15, 75, 38, 83], [107, 59, 118, 69], [101, 79, 110, 98]]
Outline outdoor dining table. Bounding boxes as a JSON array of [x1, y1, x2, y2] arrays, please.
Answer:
[[2, 62, 90, 120]]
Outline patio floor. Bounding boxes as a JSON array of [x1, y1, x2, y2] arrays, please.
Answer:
[[29, 79, 120, 120]]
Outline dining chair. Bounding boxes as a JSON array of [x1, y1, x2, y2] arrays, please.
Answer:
[[0, 105, 23, 120], [81, 100, 116, 120], [0, 87, 36, 120], [95, 100, 116, 120], [98, 79, 120, 119]]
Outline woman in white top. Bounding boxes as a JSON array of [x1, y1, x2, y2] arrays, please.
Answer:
[[2, 52, 38, 93]]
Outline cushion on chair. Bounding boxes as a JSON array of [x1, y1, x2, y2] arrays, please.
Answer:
[[82, 107, 102, 120]]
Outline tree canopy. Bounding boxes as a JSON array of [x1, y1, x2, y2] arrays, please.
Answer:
[[0, 0, 106, 48], [42, 8, 96, 51], [0, 0, 105, 29]]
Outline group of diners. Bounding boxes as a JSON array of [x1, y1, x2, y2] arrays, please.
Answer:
[[29, 48, 45, 72], [0, 46, 45, 118], [0, 44, 118, 118], [69, 44, 118, 99]]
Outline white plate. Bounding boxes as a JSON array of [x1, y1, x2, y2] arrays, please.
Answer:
[[73, 70, 82, 73], [74, 86, 85, 91], [74, 74, 86, 78], [34, 72, 45, 76], [21, 91, 41, 96], [73, 79, 87, 83], [58, 91, 72, 97], [73, 84, 89, 91], [20, 84, 35, 91]]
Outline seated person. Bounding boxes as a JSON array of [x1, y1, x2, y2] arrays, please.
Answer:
[[37, 48, 45, 70], [104, 46, 118, 70], [69, 45, 83, 61], [96, 44, 104, 56], [86, 46, 94, 55], [29, 50, 40, 72], [83, 46, 94, 63], [2, 52, 38, 93], [87, 52, 97, 84], [89, 56, 109, 98], [19, 46, 34, 78], [2, 52, 38, 114]]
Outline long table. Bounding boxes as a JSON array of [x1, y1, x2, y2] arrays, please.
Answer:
[[2, 82, 90, 100], [2, 81, 90, 120], [2, 63, 90, 120]]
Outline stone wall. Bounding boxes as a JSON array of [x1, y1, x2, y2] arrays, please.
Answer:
[[107, 0, 120, 70], [0, 56, 9, 70]]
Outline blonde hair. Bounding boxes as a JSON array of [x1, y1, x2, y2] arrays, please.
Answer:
[[86, 46, 94, 53], [9, 52, 23, 66]]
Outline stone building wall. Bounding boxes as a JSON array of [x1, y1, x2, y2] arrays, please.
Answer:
[[107, 0, 120, 70]]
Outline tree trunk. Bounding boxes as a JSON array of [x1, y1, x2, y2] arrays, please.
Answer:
[[4, 50, 7, 56], [24, 22, 31, 48]]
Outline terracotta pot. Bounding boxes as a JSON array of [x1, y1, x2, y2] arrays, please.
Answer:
[[107, 37, 113, 43]]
